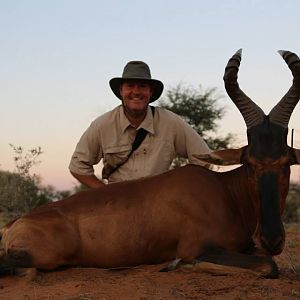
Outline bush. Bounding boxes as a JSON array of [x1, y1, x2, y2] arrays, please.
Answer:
[[0, 145, 57, 219], [0, 145, 74, 220], [0, 170, 50, 218]]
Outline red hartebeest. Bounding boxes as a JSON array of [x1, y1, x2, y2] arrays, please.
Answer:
[[1, 50, 300, 278]]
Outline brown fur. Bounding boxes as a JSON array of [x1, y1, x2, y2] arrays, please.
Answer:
[[1, 165, 262, 271]]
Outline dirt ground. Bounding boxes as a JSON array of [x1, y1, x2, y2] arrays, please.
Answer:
[[0, 224, 299, 300]]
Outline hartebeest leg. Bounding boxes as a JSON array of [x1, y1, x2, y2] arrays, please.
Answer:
[[0, 248, 14, 276], [1, 216, 81, 271], [0, 247, 35, 277], [159, 233, 207, 272], [194, 247, 279, 278]]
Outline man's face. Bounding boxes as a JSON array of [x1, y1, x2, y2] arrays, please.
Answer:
[[120, 80, 153, 114]]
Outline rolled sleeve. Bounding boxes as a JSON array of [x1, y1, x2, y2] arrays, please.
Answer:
[[173, 116, 211, 165], [69, 121, 103, 175]]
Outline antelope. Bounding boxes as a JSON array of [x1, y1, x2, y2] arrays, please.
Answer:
[[1, 50, 299, 278]]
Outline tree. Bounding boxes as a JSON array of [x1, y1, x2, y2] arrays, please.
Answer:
[[0, 170, 47, 217], [9, 144, 43, 177], [0, 145, 69, 219], [159, 83, 234, 166]]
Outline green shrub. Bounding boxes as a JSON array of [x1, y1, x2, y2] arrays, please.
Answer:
[[0, 145, 73, 220], [0, 145, 51, 219], [0, 170, 50, 218]]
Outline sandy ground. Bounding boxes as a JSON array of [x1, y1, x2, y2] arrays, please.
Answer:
[[0, 224, 299, 300]]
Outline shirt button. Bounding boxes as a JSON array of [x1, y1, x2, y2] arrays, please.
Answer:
[[143, 149, 147, 154]]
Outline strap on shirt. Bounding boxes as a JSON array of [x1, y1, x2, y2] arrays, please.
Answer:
[[102, 106, 155, 180]]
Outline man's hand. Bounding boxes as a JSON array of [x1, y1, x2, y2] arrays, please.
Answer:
[[70, 172, 106, 189]]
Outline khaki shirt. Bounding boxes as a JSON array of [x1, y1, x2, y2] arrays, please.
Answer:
[[69, 105, 210, 183]]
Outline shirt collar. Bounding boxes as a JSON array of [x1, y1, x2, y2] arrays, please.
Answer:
[[137, 106, 155, 134], [119, 105, 131, 133], [119, 105, 155, 135]]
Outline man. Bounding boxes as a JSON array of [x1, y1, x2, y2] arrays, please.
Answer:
[[69, 61, 210, 188]]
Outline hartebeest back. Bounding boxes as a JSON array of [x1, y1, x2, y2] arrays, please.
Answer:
[[1, 50, 300, 278]]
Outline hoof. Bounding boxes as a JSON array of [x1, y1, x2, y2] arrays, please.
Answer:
[[259, 259, 279, 279], [159, 258, 182, 272]]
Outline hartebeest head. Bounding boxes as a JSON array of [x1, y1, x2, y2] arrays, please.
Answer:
[[196, 50, 300, 255]]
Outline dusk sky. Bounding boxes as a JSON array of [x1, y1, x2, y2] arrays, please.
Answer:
[[1, 0, 300, 190]]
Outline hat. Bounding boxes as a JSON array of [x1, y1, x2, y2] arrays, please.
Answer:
[[109, 61, 164, 103]]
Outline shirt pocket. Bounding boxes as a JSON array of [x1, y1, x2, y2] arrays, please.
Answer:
[[102, 144, 132, 179], [142, 138, 175, 175]]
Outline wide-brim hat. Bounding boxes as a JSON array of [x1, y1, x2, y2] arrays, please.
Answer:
[[109, 61, 164, 103]]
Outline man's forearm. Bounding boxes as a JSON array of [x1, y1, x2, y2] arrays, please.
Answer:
[[70, 172, 105, 189]]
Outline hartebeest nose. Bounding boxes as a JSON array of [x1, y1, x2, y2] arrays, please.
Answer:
[[260, 235, 284, 255]]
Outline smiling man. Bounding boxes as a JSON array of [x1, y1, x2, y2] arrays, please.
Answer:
[[120, 80, 153, 127], [69, 61, 210, 188]]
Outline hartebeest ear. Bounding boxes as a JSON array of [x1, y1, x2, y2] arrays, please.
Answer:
[[289, 147, 300, 165], [193, 147, 245, 166]]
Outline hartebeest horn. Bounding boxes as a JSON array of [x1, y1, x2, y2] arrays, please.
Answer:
[[269, 51, 300, 128], [224, 49, 264, 128]]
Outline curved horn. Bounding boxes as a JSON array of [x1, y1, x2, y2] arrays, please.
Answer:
[[224, 49, 264, 128], [269, 51, 300, 128]]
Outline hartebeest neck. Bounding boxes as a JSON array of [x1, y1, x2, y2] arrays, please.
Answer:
[[216, 166, 257, 236]]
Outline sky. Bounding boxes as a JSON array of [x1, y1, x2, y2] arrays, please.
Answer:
[[1, 0, 300, 190]]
